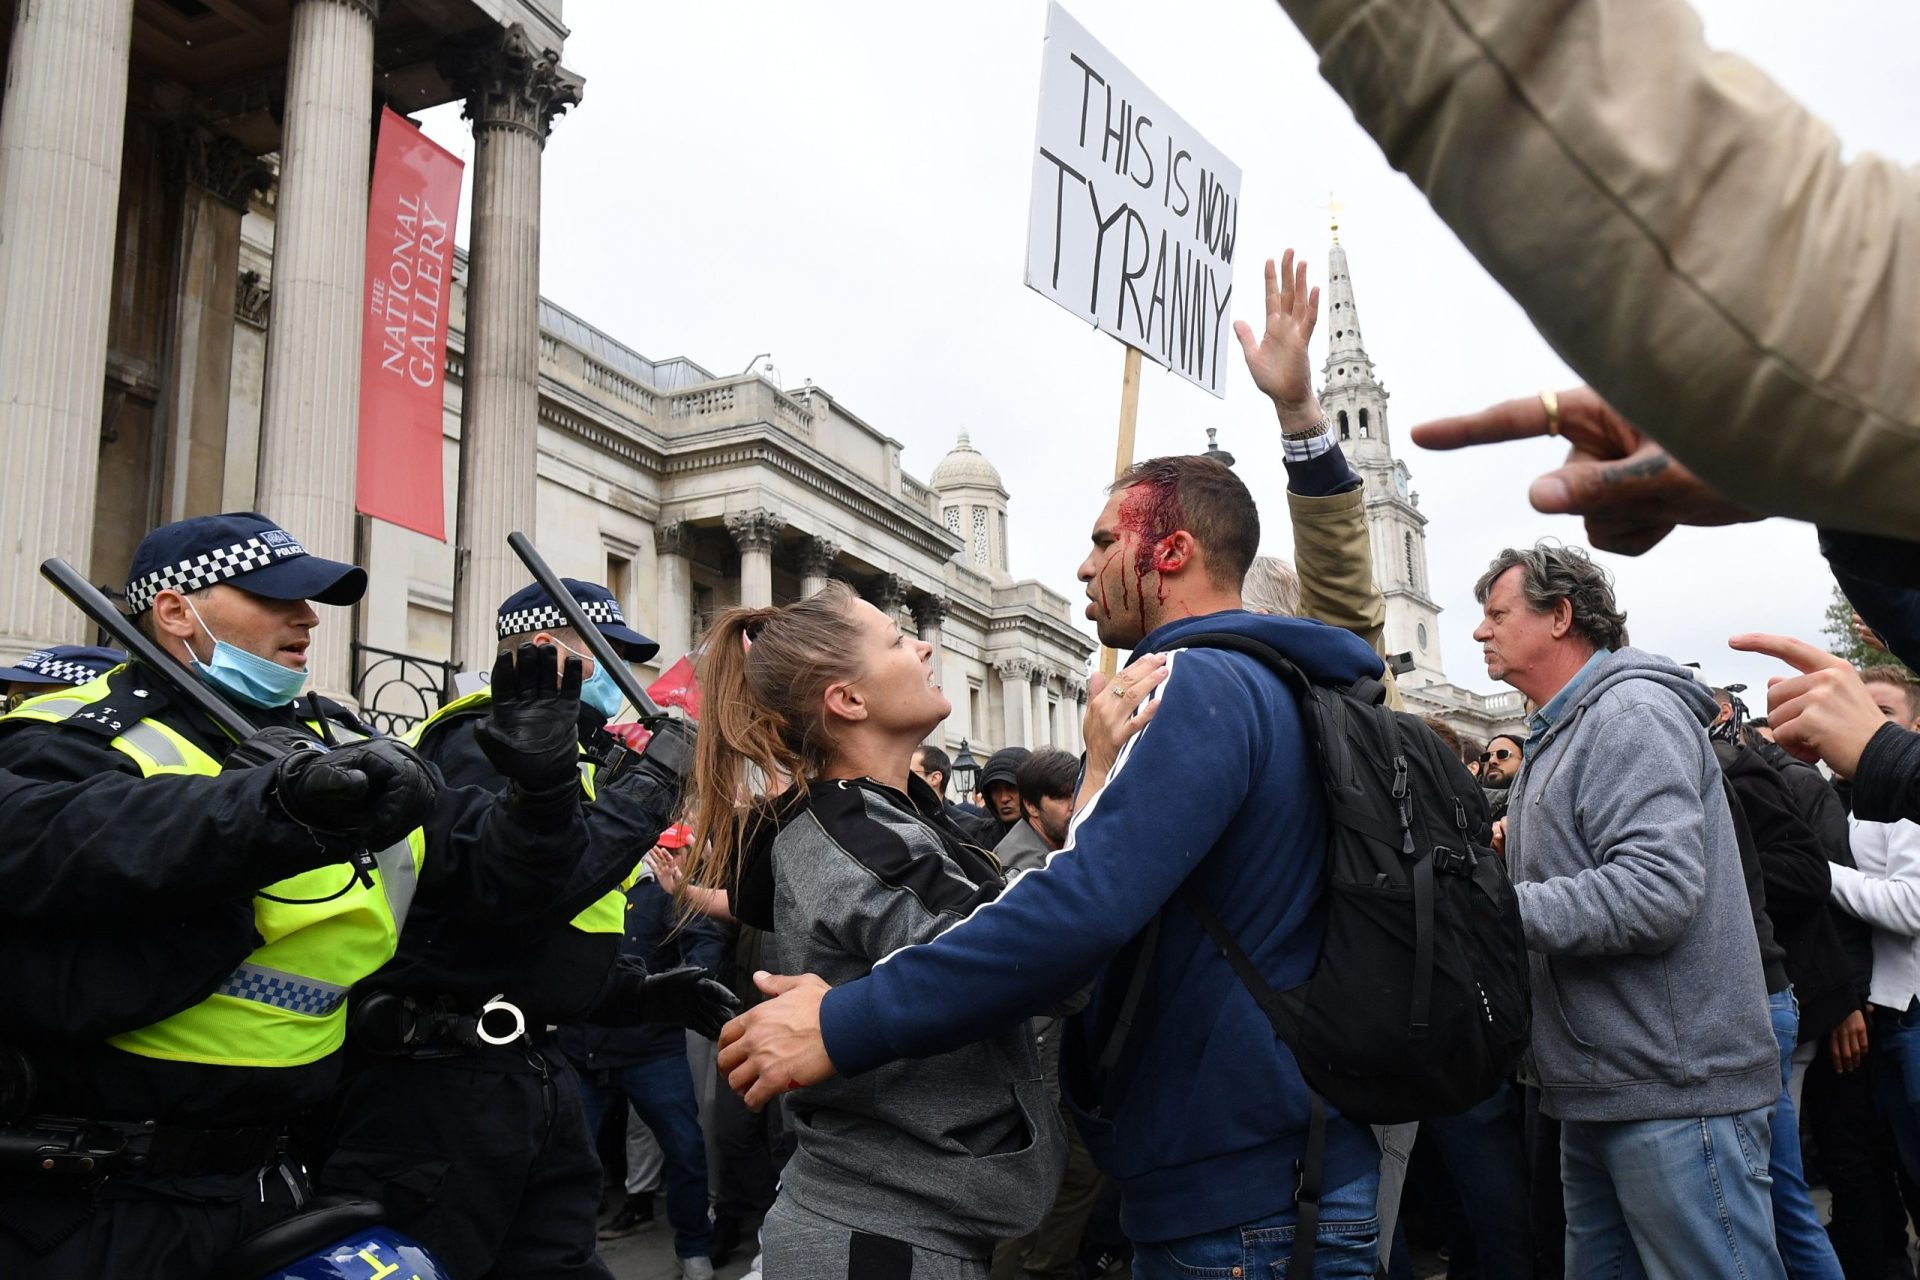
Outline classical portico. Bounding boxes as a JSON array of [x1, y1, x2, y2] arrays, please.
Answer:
[[0, 0, 582, 702]]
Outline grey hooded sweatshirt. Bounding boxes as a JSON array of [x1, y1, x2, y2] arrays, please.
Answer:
[[1507, 647, 1777, 1123]]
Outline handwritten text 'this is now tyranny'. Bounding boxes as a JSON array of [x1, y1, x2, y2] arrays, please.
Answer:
[[1036, 54, 1239, 390]]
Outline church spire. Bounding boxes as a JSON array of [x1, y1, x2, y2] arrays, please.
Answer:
[[1318, 231, 1384, 451]]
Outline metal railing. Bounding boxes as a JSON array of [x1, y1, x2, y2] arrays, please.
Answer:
[[350, 641, 459, 737]]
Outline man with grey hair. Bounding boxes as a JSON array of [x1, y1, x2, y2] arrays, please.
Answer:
[[1475, 541, 1783, 1278]]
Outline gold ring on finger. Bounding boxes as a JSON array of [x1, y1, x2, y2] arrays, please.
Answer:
[[1540, 389, 1561, 438]]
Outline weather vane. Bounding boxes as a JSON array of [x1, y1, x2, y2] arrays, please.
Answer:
[[1323, 190, 1347, 243]]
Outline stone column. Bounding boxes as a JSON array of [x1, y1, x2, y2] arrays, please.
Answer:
[[0, 0, 135, 659], [652, 522, 694, 662], [253, 0, 381, 695], [912, 595, 948, 650], [997, 659, 1031, 749], [869, 573, 908, 626], [1030, 668, 1051, 749], [160, 129, 271, 523], [442, 24, 583, 673], [797, 536, 837, 598], [1065, 681, 1087, 754], [726, 510, 780, 608]]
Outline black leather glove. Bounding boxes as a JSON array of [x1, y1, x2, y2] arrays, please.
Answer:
[[272, 737, 439, 849], [473, 642, 584, 797], [629, 715, 695, 798], [591, 962, 741, 1040]]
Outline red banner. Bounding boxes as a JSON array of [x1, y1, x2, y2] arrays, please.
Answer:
[[355, 108, 464, 539], [647, 654, 703, 718]]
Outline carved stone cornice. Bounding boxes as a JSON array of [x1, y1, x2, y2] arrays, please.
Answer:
[[304, 0, 383, 20], [236, 270, 271, 330], [868, 573, 909, 613], [797, 536, 838, 579], [911, 596, 950, 632], [176, 127, 273, 212], [725, 509, 781, 553], [438, 24, 583, 145], [653, 521, 694, 559]]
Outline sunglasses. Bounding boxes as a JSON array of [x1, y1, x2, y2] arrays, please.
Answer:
[[1478, 748, 1517, 763]]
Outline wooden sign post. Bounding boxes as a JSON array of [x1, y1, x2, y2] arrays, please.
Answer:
[[1100, 345, 1144, 676]]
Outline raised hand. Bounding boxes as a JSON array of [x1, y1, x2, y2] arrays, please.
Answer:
[[1410, 385, 1757, 556], [1232, 250, 1321, 432], [473, 642, 584, 795]]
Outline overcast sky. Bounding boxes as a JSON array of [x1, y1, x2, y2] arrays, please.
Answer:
[[421, 0, 1918, 698]]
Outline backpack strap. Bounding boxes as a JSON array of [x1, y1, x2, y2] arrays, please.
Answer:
[[1181, 880, 1325, 1280]]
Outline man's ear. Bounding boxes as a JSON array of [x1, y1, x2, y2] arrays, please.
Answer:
[[1154, 531, 1197, 577], [150, 591, 199, 642], [1550, 599, 1576, 640], [822, 680, 867, 724]]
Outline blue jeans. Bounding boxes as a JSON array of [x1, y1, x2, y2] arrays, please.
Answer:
[[1870, 999, 1920, 1184], [1767, 991, 1844, 1280], [1420, 1079, 1534, 1280], [1132, 1167, 1380, 1279], [1560, 1108, 1786, 1280], [576, 1054, 714, 1259]]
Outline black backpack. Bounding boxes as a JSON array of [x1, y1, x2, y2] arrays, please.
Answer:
[[1105, 632, 1531, 1273]]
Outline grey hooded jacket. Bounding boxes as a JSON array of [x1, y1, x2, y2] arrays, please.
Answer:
[[1507, 647, 1777, 1122], [764, 776, 1065, 1257]]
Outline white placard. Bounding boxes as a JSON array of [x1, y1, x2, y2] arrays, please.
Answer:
[[1024, 2, 1243, 398]]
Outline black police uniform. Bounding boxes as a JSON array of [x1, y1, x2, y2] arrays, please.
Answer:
[[0, 669, 598, 1278], [0, 512, 589, 1278], [319, 687, 685, 1279]]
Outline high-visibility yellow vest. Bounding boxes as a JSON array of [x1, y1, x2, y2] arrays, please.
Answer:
[[2, 673, 425, 1069], [407, 688, 636, 935]]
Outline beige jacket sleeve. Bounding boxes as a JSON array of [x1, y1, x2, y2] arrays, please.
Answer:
[[1289, 482, 1405, 711], [1277, 0, 1920, 539]]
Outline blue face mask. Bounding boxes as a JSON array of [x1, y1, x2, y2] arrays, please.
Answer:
[[184, 597, 309, 709], [557, 639, 626, 722]]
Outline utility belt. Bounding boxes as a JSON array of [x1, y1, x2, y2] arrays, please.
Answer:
[[348, 991, 555, 1060], [0, 1114, 286, 1181]]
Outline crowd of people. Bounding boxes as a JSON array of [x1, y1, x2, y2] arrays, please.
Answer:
[[5, 0, 1920, 1277]]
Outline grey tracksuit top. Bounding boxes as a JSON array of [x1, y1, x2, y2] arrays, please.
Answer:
[[761, 776, 1065, 1257]]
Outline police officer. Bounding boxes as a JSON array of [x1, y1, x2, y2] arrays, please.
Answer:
[[0, 513, 590, 1277], [0, 645, 125, 709], [319, 579, 734, 1280]]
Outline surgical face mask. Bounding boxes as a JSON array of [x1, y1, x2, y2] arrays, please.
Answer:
[[183, 596, 309, 709], [555, 639, 625, 721]]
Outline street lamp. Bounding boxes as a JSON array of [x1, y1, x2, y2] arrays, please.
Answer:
[[951, 739, 980, 797]]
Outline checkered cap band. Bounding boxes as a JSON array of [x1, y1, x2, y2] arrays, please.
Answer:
[[126, 537, 288, 612], [496, 597, 625, 640], [22, 658, 105, 685], [219, 963, 347, 1017]]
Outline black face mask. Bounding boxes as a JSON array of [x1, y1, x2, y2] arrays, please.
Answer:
[[1710, 692, 1749, 745]]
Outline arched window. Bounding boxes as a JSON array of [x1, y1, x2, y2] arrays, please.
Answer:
[[1337, 410, 1350, 440], [1358, 408, 1371, 438]]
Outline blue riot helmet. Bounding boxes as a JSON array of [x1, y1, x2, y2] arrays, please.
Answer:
[[210, 1200, 453, 1280]]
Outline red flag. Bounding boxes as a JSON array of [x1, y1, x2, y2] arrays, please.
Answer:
[[355, 108, 464, 539], [647, 654, 702, 717]]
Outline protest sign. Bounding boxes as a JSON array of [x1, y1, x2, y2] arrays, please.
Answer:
[[356, 108, 464, 539], [1024, 2, 1242, 398]]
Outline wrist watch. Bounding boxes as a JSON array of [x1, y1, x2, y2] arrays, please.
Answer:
[[1282, 413, 1330, 441]]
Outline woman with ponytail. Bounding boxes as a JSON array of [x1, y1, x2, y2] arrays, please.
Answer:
[[680, 581, 1122, 1278]]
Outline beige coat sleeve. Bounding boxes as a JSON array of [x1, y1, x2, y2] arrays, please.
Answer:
[[1277, 0, 1920, 540], [1288, 483, 1405, 711]]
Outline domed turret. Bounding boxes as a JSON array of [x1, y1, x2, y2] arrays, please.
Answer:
[[929, 430, 1010, 581], [929, 429, 1007, 494]]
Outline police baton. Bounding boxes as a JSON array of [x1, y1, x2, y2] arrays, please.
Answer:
[[39, 557, 259, 743], [506, 531, 667, 719], [40, 557, 379, 890]]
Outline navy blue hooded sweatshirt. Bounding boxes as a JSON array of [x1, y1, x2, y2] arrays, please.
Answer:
[[820, 609, 1385, 1243]]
